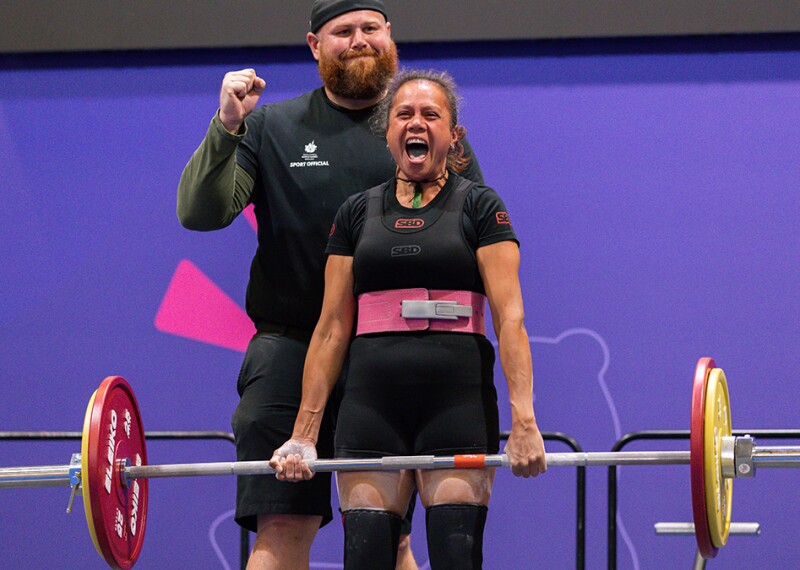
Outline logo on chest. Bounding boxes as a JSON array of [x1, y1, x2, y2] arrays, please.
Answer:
[[395, 218, 424, 229], [390, 245, 422, 257], [289, 140, 330, 168]]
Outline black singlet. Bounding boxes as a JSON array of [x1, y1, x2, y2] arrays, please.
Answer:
[[329, 173, 518, 458]]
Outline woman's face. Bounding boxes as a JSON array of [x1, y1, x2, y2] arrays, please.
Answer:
[[386, 79, 457, 181]]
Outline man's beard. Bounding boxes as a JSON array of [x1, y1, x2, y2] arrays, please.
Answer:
[[318, 41, 398, 101]]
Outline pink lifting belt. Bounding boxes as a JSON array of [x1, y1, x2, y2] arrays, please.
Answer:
[[356, 288, 487, 336]]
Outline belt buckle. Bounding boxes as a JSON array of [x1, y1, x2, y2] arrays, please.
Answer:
[[401, 300, 472, 320]]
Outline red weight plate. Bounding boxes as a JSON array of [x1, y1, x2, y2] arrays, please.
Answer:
[[690, 357, 717, 559], [83, 376, 148, 569]]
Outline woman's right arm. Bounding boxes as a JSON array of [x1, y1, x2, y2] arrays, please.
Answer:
[[270, 254, 356, 480]]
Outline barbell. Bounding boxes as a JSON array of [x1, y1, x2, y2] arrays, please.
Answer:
[[1, 356, 798, 569]]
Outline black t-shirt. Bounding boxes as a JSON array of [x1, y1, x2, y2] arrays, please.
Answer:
[[327, 173, 518, 296], [236, 87, 483, 330]]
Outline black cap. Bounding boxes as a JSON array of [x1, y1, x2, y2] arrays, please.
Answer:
[[310, 0, 388, 33]]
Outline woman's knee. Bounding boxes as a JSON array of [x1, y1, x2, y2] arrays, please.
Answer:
[[253, 514, 320, 546], [417, 469, 494, 506], [337, 471, 415, 514]]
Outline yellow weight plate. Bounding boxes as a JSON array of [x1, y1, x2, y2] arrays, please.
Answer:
[[703, 367, 733, 548], [81, 389, 104, 558]]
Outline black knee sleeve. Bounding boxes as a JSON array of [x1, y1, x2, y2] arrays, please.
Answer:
[[342, 509, 402, 570], [426, 503, 488, 570]]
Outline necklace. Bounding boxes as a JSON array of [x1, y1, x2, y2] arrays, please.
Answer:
[[396, 171, 448, 208]]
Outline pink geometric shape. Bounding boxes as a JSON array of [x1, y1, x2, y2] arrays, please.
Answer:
[[243, 204, 257, 232], [154, 259, 255, 352]]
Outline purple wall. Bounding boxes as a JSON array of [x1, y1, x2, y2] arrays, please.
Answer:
[[1, 36, 799, 568]]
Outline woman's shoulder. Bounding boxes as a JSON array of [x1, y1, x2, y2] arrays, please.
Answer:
[[450, 173, 501, 209]]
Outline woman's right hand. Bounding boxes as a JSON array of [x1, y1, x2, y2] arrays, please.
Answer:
[[269, 438, 318, 481]]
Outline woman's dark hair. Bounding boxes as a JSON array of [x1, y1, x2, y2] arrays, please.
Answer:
[[370, 68, 470, 173]]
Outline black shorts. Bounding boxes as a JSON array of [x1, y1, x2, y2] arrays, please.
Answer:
[[335, 332, 500, 458], [231, 332, 335, 531]]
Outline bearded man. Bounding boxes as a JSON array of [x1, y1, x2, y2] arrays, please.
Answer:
[[178, 2, 483, 568]]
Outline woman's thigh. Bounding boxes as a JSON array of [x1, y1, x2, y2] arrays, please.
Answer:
[[337, 470, 417, 516], [416, 468, 496, 507]]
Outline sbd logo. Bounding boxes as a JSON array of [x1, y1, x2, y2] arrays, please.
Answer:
[[395, 218, 424, 228], [391, 245, 421, 257]]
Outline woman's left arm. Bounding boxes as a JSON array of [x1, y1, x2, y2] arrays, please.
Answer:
[[477, 241, 547, 478]]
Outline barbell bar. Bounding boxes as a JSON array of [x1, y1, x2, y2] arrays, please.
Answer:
[[0, 450, 693, 488], [0, 357, 798, 569], [5, 445, 797, 488]]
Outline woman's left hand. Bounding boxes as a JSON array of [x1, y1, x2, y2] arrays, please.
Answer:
[[503, 423, 547, 478]]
